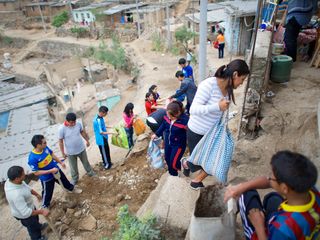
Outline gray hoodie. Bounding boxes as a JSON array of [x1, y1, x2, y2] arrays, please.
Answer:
[[4, 180, 34, 219]]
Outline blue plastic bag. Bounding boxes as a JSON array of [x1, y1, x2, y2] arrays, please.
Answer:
[[147, 138, 164, 169]]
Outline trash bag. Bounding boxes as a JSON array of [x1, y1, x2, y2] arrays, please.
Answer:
[[111, 124, 129, 149], [133, 118, 146, 136], [147, 138, 164, 169]]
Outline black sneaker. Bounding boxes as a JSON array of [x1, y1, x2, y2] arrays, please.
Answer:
[[180, 157, 190, 177], [190, 181, 204, 190]]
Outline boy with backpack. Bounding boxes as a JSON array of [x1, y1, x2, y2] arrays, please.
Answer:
[[224, 150, 320, 240]]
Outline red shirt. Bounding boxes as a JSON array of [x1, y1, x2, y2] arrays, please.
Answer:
[[145, 100, 157, 116]]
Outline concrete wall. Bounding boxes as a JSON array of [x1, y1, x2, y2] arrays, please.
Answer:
[[0, 2, 17, 11], [43, 57, 84, 88], [37, 40, 89, 57], [72, 10, 96, 23]]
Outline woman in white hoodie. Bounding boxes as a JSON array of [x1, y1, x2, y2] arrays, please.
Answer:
[[4, 166, 49, 240]]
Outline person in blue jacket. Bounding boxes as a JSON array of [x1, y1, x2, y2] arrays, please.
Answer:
[[152, 101, 189, 176], [179, 58, 194, 81], [93, 106, 114, 169]]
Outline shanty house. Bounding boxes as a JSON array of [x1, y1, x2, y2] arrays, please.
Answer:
[[72, 1, 113, 23], [102, 3, 147, 28]]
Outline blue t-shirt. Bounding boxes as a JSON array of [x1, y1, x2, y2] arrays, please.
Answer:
[[28, 146, 59, 181], [182, 65, 194, 80], [93, 114, 108, 146]]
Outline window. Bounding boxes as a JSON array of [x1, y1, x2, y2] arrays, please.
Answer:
[[40, 5, 45, 11], [211, 25, 215, 33], [31, 6, 35, 11], [75, 13, 78, 19], [87, 13, 90, 19], [81, 13, 85, 19]]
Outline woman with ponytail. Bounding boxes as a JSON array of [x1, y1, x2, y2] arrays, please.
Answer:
[[182, 59, 250, 190]]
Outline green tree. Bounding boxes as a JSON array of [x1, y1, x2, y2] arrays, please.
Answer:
[[175, 26, 197, 50], [52, 11, 69, 28]]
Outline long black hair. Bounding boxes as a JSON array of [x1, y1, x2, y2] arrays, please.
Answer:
[[149, 85, 158, 100], [124, 103, 134, 117], [214, 59, 250, 104]]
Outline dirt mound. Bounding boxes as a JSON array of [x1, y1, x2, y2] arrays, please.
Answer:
[[46, 150, 165, 239]]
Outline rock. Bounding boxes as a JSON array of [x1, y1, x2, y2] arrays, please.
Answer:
[[154, 179, 159, 183], [66, 208, 75, 216], [66, 200, 78, 209], [116, 194, 124, 203], [108, 176, 114, 183], [54, 221, 62, 228], [59, 224, 69, 233], [74, 210, 82, 218], [153, 67, 158, 71], [61, 216, 72, 225], [78, 214, 97, 231], [124, 195, 132, 200]]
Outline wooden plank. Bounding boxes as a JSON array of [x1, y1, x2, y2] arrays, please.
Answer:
[[310, 38, 320, 67]]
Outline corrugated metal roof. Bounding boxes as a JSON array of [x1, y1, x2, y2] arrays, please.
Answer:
[[103, 3, 147, 15], [0, 82, 25, 96], [73, 1, 113, 11], [185, 8, 227, 24], [0, 73, 15, 82], [207, 1, 258, 17], [0, 84, 54, 113], [0, 123, 60, 182]]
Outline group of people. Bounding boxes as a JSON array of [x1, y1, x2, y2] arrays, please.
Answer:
[[144, 56, 320, 240], [4, 51, 320, 239]]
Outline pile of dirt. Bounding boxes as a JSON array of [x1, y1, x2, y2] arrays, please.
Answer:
[[47, 150, 166, 240]]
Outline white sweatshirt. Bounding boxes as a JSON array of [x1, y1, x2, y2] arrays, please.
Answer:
[[4, 180, 34, 219], [188, 77, 223, 135]]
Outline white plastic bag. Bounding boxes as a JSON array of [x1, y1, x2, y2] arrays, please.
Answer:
[[147, 138, 164, 169]]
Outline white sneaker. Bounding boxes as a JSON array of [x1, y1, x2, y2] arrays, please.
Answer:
[[72, 186, 82, 194]]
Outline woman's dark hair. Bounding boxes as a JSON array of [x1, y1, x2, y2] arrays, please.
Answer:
[[149, 85, 158, 100], [271, 151, 318, 193], [167, 101, 184, 117], [7, 166, 24, 181], [31, 134, 45, 148], [214, 59, 250, 104], [124, 103, 134, 117], [145, 92, 153, 101], [66, 112, 77, 122], [218, 29, 224, 35]]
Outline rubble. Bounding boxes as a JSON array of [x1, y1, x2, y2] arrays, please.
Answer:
[[78, 214, 97, 231]]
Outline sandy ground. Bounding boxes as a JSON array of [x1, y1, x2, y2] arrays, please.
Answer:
[[1, 29, 319, 239]]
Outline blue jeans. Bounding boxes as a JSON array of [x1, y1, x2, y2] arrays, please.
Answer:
[[125, 127, 134, 148], [218, 43, 225, 58]]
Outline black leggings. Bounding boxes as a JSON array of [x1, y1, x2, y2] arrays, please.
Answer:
[[186, 128, 204, 172]]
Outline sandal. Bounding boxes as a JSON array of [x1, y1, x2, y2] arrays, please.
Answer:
[[180, 157, 190, 177]]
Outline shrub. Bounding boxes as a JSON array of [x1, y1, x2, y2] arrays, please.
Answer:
[[93, 36, 127, 70], [52, 11, 69, 28], [70, 26, 88, 38], [151, 33, 165, 52], [103, 205, 160, 240]]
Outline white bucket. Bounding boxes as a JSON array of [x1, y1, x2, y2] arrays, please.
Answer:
[[272, 43, 284, 55]]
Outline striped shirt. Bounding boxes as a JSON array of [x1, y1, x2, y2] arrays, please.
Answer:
[[188, 77, 223, 135], [266, 188, 320, 240]]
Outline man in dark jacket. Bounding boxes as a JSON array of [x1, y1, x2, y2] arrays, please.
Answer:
[[170, 71, 197, 114]]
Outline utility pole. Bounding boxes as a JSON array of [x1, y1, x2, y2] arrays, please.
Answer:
[[166, 2, 171, 49], [198, 0, 207, 82], [38, 0, 47, 33], [135, 0, 141, 38], [68, 0, 74, 23]]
